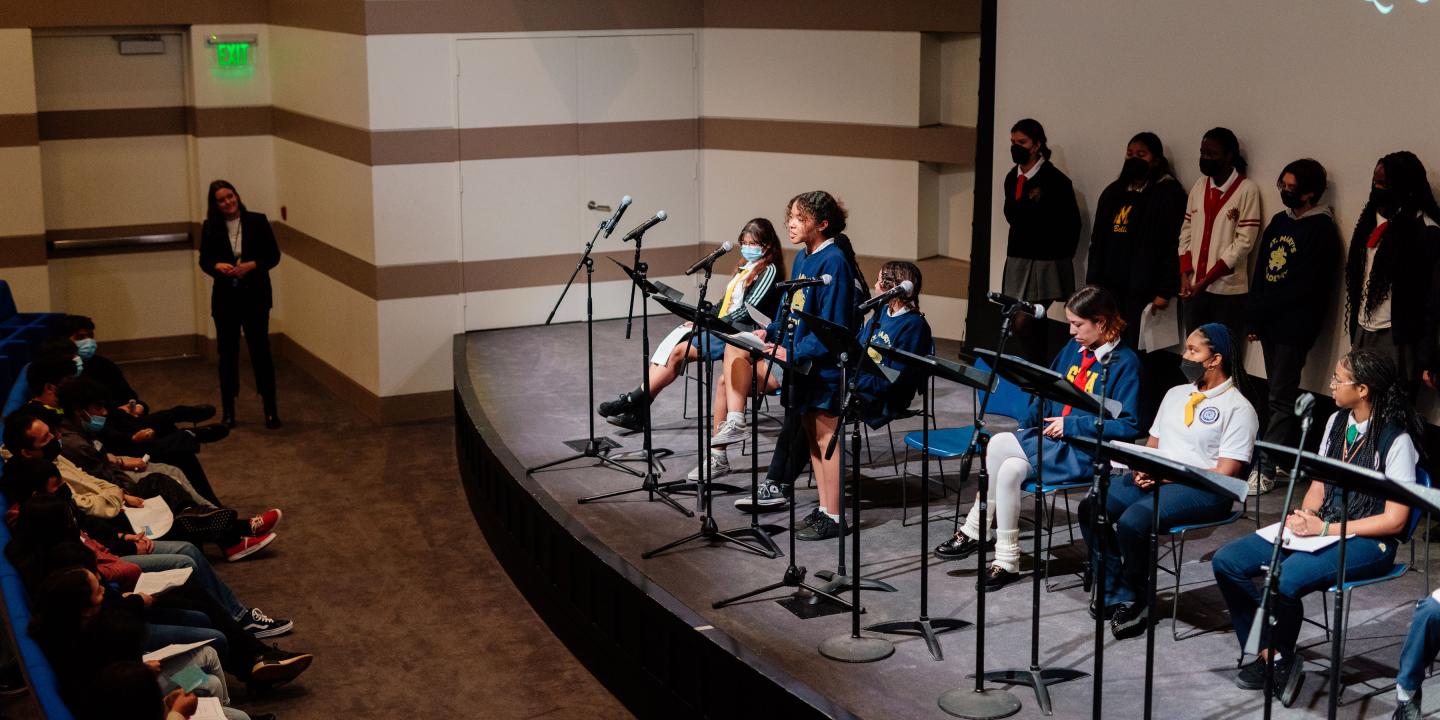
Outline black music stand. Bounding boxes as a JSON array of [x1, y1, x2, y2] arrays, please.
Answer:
[[526, 222, 643, 480], [641, 292, 770, 560], [1101, 441, 1249, 720], [573, 258, 688, 516], [1254, 440, 1440, 720], [972, 348, 1122, 715], [788, 308, 895, 663], [864, 346, 979, 660]]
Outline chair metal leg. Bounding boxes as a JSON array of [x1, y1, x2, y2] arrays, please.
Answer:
[[1169, 532, 1186, 641]]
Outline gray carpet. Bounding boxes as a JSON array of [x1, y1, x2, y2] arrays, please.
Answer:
[[4, 348, 631, 720], [462, 318, 1440, 720]]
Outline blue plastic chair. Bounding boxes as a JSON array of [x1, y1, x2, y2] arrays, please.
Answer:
[[1160, 505, 1246, 640], [0, 280, 63, 331], [902, 356, 1031, 525]]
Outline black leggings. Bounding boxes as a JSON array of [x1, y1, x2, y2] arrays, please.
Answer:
[[215, 306, 276, 409]]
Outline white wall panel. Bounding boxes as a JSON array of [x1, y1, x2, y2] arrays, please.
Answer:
[[460, 155, 579, 261], [274, 258, 379, 394], [189, 24, 272, 108], [700, 150, 919, 261], [33, 33, 186, 111], [368, 34, 455, 130], [578, 34, 695, 123], [700, 29, 920, 126], [457, 37, 576, 128], [270, 26, 369, 128], [273, 138, 375, 263], [0, 30, 37, 115], [0, 146, 45, 236], [49, 250, 195, 341], [373, 162, 461, 266], [463, 274, 688, 331], [377, 294, 462, 395], [0, 266, 50, 314], [578, 150, 698, 249], [193, 136, 276, 219], [40, 136, 190, 229]]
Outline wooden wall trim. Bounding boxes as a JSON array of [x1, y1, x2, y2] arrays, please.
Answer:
[[0, 114, 39, 148], [0, 234, 47, 268], [0, 1, 268, 29], [37, 107, 187, 141]]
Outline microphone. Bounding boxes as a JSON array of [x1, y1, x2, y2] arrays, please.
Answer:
[[600, 195, 632, 238], [684, 240, 734, 275], [776, 274, 832, 290], [857, 280, 914, 312], [621, 210, 667, 242], [986, 291, 1046, 318], [1293, 392, 1315, 419]]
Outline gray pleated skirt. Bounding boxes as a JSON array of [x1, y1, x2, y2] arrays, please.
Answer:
[[1002, 256, 1074, 304]]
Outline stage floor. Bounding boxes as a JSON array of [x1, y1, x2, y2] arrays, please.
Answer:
[[461, 319, 1433, 719]]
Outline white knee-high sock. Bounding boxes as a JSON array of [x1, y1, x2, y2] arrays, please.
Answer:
[[993, 529, 1022, 573]]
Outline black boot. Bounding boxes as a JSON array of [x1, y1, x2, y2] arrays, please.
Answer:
[[263, 397, 281, 430], [222, 398, 236, 428]]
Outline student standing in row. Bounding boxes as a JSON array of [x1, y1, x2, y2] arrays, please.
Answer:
[[1178, 127, 1263, 360], [1246, 159, 1340, 496]]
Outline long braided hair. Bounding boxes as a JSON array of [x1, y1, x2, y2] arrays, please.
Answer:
[[1343, 348, 1425, 459], [1344, 151, 1440, 336]]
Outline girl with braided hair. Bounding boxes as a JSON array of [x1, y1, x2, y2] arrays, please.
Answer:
[[1344, 151, 1440, 391], [1213, 349, 1419, 707]]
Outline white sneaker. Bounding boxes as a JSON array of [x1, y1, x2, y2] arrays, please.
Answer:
[[710, 418, 748, 447], [1247, 468, 1276, 496], [734, 481, 789, 510], [686, 452, 730, 480]]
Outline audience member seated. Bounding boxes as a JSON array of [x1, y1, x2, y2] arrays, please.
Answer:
[[1078, 323, 1257, 639], [1213, 349, 1417, 707]]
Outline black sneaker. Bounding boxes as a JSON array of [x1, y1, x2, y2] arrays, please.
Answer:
[[735, 481, 789, 511], [190, 423, 230, 444], [934, 532, 995, 560], [598, 393, 634, 418], [978, 564, 1021, 592], [1274, 655, 1304, 708], [605, 411, 644, 433], [796, 514, 853, 541], [1088, 598, 1118, 621], [174, 404, 217, 423], [1394, 690, 1422, 720], [249, 645, 313, 686], [1235, 658, 1266, 690], [793, 507, 824, 531], [1110, 602, 1148, 639], [175, 506, 239, 535]]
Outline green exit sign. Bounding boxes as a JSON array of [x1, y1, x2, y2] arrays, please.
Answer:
[[216, 43, 250, 67]]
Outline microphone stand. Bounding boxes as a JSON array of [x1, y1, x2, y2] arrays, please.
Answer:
[[577, 226, 689, 515], [527, 220, 643, 479], [938, 307, 1022, 720], [1085, 351, 1114, 719], [1245, 396, 1314, 719]]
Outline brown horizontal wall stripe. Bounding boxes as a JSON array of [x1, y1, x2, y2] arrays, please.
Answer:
[[272, 108, 371, 165], [37, 107, 188, 141], [364, 0, 703, 35], [459, 124, 578, 160], [702, 0, 980, 33], [0, 114, 38, 147], [272, 222, 376, 298], [579, 119, 698, 155], [0, 234, 47, 268], [189, 106, 273, 138], [702, 118, 974, 165], [377, 390, 452, 423], [461, 245, 700, 294], [0, 1, 267, 29], [371, 128, 459, 166], [376, 261, 463, 300], [269, 0, 369, 36]]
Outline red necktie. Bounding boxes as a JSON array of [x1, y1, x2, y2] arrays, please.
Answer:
[[1367, 221, 1388, 249], [1062, 350, 1096, 417], [1014, 173, 1026, 201]]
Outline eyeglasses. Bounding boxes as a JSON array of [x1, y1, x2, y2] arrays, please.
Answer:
[[1329, 375, 1357, 389]]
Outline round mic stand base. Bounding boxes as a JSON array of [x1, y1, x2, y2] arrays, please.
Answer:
[[938, 687, 1022, 720], [818, 634, 894, 664]]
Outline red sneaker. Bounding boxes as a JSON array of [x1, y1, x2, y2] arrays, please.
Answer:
[[225, 532, 277, 562], [249, 509, 282, 536]]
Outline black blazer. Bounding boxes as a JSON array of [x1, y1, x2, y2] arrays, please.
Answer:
[[198, 210, 281, 316], [1002, 160, 1081, 261]]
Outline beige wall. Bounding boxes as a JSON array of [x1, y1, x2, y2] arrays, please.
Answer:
[[0, 29, 47, 311], [49, 250, 197, 340]]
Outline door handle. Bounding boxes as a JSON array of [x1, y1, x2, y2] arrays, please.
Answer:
[[586, 200, 611, 212]]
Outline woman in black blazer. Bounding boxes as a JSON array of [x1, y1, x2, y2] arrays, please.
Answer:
[[199, 180, 282, 429]]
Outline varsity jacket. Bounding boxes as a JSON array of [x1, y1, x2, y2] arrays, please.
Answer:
[[1178, 172, 1263, 296]]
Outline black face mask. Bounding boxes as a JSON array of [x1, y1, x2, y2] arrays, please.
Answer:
[[41, 439, 61, 462], [1198, 158, 1222, 179], [1010, 144, 1032, 165], [1279, 190, 1306, 209], [1180, 358, 1207, 384], [1370, 186, 1392, 215], [1121, 157, 1150, 183]]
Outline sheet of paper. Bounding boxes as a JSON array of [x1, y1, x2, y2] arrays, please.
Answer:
[[142, 638, 215, 664], [721, 331, 766, 356], [191, 697, 227, 720], [134, 567, 192, 596], [1255, 521, 1350, 553], [746, 304, 772, 329], [1138, 301, 1182, 352], [649, 325, 693, 365], [123, 496, 173, 539]]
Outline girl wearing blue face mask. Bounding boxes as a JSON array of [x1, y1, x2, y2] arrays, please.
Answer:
[[599, 218, 786, 432]]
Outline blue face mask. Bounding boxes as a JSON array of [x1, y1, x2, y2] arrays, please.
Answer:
[[83, 412, 106, 433], [740, 245, 764, 262], [75, 338, 97, 361]]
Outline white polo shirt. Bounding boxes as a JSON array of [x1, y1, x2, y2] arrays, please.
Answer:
[[1148, 378, 1258, 469]]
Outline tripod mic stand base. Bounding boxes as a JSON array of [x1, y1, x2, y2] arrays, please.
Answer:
[[716, 523, 784, 558], [527, 436, 644, 478], [938, 687, 1022, 720], [813, 570, 898, 597], [664, 481, 745, 496], [981, 666, 1087, 716], [866, 617, 972, 661], [711, 563, 854, 610], [818, 634, 894, 663]]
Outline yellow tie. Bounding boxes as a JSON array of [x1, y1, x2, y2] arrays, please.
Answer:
[[1183, 392, 1207, 427], [717, 267, 748, 316]]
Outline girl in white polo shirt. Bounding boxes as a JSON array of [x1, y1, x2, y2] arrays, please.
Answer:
[[1079, 322, 1257, 639]]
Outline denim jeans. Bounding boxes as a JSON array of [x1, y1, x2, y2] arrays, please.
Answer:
[[158, 645, 250, 720], [125, 540, 245, 620], [1213, 531, 1397, 656], [144, 620, 229, 660], [1398, 596, 1440, 694], [1079, 471, 1234, 606]]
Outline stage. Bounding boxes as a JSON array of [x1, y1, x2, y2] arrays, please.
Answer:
[[453, 318, 1432, 719]]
